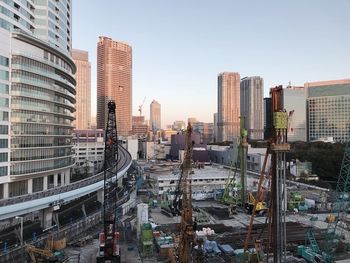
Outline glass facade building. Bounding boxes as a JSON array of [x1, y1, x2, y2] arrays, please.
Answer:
[[306, 79, 350, 143], [0, 0, 75, 199]]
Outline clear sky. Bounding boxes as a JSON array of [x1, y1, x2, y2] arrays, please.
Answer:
[[72, 0, 350, 127]]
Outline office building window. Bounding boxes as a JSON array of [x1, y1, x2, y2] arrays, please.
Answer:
[[0, 125, 8, 134], [0, 70, 9, 81], [0, 153, 7, 162], [0, 139, 8, 148]]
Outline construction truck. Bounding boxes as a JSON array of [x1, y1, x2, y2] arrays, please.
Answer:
[[26, 245, 67, 263]]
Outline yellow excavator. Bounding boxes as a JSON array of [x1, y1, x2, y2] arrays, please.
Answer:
[[26, 245, 67, 263], [245, 192, 267, 215]]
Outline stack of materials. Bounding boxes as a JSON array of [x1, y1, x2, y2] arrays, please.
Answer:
[[154, 231, 174, 256], [141, 223, 153, 256]]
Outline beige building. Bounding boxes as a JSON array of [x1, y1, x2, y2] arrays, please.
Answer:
[[217, 72, 240, 142], [97, 36, 132, 136], [72, 49, 91, 129], [150, 100, 161, 132]]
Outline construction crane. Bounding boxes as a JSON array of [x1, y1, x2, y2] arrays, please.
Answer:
[[173, 123, 194, 263], [220, 117, 247, 216], [97, 101, 120, 263], [298, 141, 350, 263], [138, 96, 146, 117]]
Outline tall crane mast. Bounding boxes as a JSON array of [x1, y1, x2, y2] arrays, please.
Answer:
[[174, 123, 194, 263], [97, 101, 120, 263]]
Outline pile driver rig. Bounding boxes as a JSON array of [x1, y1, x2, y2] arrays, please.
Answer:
[[172, 123, 195, 263], [97, 101, 120, 263]]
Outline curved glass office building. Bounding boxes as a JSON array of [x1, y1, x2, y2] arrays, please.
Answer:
[[0, 0, 76, 198]]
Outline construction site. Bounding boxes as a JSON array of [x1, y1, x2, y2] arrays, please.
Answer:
[[3, 89, 349, 263]]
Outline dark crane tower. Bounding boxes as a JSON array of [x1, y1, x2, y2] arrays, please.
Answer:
[[97, 101, 120, 263]]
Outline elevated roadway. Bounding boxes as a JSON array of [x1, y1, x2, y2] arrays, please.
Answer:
[[0, 145, 132, 221]]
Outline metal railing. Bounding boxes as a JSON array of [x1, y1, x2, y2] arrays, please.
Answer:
[[0, 146, 131, 207]]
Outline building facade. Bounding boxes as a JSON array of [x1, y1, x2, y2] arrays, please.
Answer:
[[282, 86, 307, 142], [263, 98, 272, 140], [97, 36, 132, 136], [72, 129, 104, 174], [240, 76, 264, 140], [0, 0, 75, 198], [72, 49, 91, 129], [305, 79, 350, 142], [172, 120, 185, 131], [192, 122, 214, 144], [217, 72, 240, 142], [150, 100, 161, 132]]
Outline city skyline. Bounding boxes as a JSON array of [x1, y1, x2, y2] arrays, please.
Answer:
[[72, 0, 350, 127]]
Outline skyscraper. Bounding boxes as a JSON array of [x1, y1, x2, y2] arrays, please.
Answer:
[[72, 49, 91, 129], [150, 100, 161, 132], [305, 79, 350, 142], [240, 76, 264, 140], [217, 72, 240, 142], [97, 37, 132, 136], [0, 0, 75, 198]]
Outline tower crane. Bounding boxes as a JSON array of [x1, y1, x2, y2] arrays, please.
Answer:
[[96, 101, 120, 263], [173, 123, 194, 263], [138, 96, 146, 117]]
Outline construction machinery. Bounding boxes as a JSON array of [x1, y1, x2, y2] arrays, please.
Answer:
[[138, 96, 146, 117], [298, 141, 350, 262], [172, 123, 195, 263], [243, 86, 290, 263], [220, 117, 247, 216], [245, 192, 268, 215], [26, 245, 67, 263], [96, 101, 120, 263]]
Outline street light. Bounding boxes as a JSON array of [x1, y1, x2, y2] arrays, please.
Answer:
[[15, 216, 24, 263]]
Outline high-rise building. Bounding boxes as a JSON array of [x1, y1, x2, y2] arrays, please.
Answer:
[[0, 0, 75, 198], [192, 122, 214, 144], [173, 121, 186, 131], [240, 76, 264, 140], [150, 100, 161, 132], [213, 113, 218, 143], [97, 36, 132, 136], [217, 72, 240, 142], [72, 49, 91, 129], [282, 86, 307, 142], [305, 79, 350, 142], [263, 98, 272, 140]]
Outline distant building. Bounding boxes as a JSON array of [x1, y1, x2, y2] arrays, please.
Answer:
[[170, 133, 200, 159], [72, 49, 91, 129], [192, 122, 214, 144], [173, 120, 186, 131], [131, 116, 148, 138], [150, 100, 161, 132], [97, 36, 132, 136], [188, 117, 198, 124], [240, 76, 264, 140], [72, 129, 104, 173], [217, 72, 240, 142], [282, 86, 307, 142], [263, 98, 272, 140], [305, 79, 350, 142], [214, 113, 218, 143], [161, 129, 178, 142]]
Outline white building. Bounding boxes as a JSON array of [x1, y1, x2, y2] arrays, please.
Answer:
[[0, 0, 75, 198], [72, 130, 104, 173], [240, 76, 264, 140]]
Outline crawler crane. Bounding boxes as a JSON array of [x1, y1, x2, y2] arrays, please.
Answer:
[[96, 101, 120, 263]]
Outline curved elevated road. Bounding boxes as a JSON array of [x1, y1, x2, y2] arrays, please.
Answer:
[[0, 145, 132, 221]]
